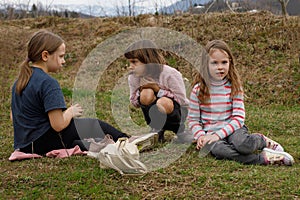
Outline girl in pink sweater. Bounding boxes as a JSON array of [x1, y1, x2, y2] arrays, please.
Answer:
[[125, 40, 191, 143]]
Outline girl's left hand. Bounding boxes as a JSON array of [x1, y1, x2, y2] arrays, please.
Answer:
[[196, 134, 219, 150]]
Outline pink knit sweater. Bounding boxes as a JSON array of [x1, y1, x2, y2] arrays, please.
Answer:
[[128, 65, 189, 107]]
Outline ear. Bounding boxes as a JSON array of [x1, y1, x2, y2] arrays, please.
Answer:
[[41, 50, 49, 62]]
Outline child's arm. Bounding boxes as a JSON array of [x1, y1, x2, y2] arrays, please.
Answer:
[[187, 84, 206, 141], [128, 74, 141, 108], [161, 69, 189, 106], [48, 104, 83, 132], [213, 93, 245, 139]]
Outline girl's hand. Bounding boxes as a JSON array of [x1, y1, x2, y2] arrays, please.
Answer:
[[141, 82, 160, 92], [70, 104, 83, 118], [196, 134, 219, 150], [140, 77, 160, 92]]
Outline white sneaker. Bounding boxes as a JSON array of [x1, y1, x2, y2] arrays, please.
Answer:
[[265, 136, 284, 152], [262, 148, 294, 166], [256, 133, 284, 152], [129, 132, 158, 152]]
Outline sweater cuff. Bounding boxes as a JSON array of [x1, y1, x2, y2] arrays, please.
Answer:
[[157, 89, 164, 98]]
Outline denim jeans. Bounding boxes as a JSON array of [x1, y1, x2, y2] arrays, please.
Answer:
[[210, 126, 267, 165]]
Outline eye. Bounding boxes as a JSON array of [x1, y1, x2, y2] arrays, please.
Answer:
[[222, 61, 228, 64]]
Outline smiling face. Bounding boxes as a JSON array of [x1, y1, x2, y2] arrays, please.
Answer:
[[208, 49, 230, 81]]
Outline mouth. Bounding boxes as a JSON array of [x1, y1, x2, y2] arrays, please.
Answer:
[[128, 70, 134, 75]]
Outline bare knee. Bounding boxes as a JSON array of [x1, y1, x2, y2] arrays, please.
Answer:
[[140, 88, 156, 105], [156, 97, 174, 114]]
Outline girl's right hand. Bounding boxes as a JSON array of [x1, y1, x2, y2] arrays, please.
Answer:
[[70, 103, 83, 117], [196, 136, 205, 150]]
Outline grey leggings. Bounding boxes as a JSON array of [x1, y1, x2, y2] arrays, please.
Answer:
[[210, 126, 267, 165]]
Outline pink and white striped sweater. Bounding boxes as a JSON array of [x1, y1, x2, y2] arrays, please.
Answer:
[[188, 79, 245, 140]]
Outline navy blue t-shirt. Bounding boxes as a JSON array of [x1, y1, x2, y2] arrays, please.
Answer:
[[11, 67, 67, 149]]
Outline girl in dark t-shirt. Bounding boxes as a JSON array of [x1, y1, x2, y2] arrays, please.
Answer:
[[11, 30, 140, 156]]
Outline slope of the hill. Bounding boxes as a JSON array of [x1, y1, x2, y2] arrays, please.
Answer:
[[0, 11, 299, 113], [0, 11, 299, 200]]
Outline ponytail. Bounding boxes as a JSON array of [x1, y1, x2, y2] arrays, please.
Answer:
[[15, 58, 32, 95], [15, 30, 64, 95]]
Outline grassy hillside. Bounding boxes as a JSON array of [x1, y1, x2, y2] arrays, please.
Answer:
[[0, 12, 299, 199]]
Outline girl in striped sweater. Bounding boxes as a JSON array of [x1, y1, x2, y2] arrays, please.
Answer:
[[188, 40, 294, 166]]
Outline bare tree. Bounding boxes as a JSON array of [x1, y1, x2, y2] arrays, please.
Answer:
[[43, 0, 54, 14], [128, 0, 132, 16], [128, 0, 148, 16], [278, 0, 290, 16], [205, 0, 217, 13], [114, 2, 127, 17], [225, 0, 235, 12]]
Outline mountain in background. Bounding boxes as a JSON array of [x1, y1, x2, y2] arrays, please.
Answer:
[[61, 0, 300, 17], [159, 0, 211, 14], [159, 0, 300, 15], [1, 0, 299, 18]]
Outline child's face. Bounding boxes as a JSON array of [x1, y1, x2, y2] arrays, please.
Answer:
[[47, 43, 66, 72], [208, 49, 230, 81], [128, 58, 145, 76]]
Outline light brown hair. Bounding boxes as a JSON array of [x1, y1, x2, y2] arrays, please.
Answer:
[[192, 40, 243, 102], [15, 30, 64, 94]]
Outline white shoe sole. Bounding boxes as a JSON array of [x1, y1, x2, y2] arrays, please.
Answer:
[[262, 148, 295, 166]]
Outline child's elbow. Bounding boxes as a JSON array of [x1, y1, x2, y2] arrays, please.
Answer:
[[51, 122, 66, 132]]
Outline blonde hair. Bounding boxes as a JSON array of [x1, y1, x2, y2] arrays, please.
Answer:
[[192, 40, 243, 102], [16, 30, 64, 95], [124, 39, 166, 80]]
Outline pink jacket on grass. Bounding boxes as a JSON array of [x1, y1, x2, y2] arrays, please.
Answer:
[[9, 145, 87, 161]]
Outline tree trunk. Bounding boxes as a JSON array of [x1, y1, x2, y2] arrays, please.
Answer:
[[278, 0, 289, 17]]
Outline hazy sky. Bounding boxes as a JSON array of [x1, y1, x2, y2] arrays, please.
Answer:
[[4, 0, 180, 16], [14, 0, 178, 8]]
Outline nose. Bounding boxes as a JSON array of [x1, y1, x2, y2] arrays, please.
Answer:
[[216, 63, 223, 69], [128, 64, 134, 70]]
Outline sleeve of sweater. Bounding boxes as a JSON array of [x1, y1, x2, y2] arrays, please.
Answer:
[[128, 74, 141, 108], [187, 84, 206, 140], [159, 67, 189, 106], [214, 93, 245, 139]]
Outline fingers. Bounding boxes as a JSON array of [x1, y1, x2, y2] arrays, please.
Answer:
[[196, 137, 204, 150], [197, 136, 212, 150], [71, 104, 83, 117]]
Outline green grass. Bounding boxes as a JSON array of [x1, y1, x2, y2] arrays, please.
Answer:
[[1, 100, 299, 199]]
